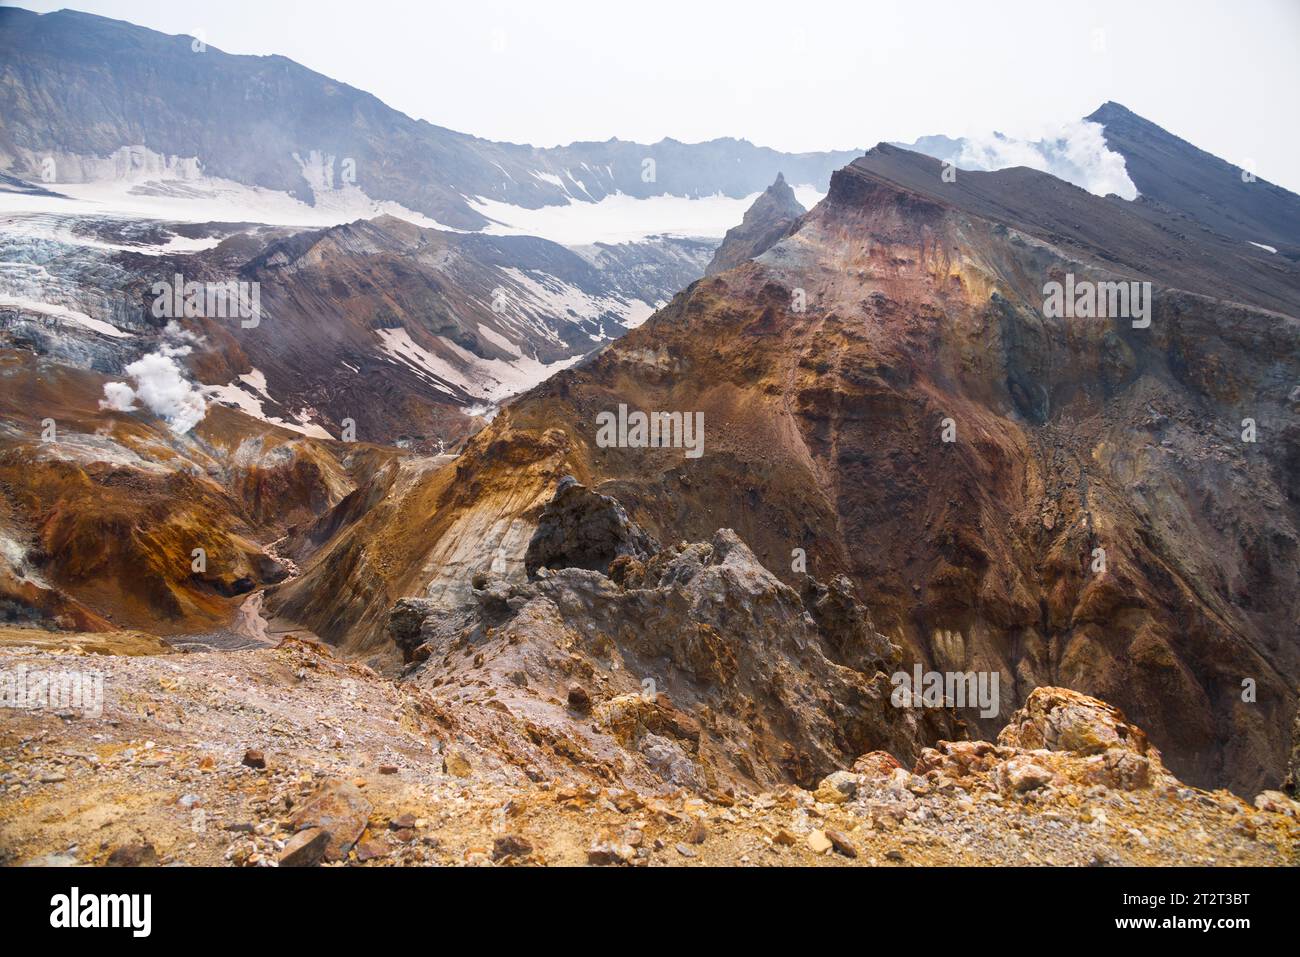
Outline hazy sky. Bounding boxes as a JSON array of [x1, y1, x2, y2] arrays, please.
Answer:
[[12, 0, 1300, 191]]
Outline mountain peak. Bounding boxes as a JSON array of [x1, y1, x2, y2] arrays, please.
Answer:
[[704, 172, 807, 276], [1086, 100, 1139, 123], [1086, 101, 1300, 253]]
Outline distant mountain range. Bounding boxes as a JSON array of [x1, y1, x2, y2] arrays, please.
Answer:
[[0, 8, 858, 230]]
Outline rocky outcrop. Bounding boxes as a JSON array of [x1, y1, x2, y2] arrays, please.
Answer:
[[523, 476, 659, 578], [389, 486, 956, 791], [800, 574, 897, 673], [705, 173, 806, 276], [870, 686, 1174, 796], [997, 687, 1155, 759]]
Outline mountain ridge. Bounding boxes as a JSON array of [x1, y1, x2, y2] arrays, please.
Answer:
[[261, 140, 1300, 795], [0, 8, 859, 230]]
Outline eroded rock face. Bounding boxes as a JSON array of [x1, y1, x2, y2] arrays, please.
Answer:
[[801, 574, 897, 673], [389, 493, 958, 791], [0, 354, 363, 637], [356, 143, 1300, 796]]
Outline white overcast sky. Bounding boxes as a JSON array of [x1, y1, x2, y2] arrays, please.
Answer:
[[12, 0, 1300, 191]]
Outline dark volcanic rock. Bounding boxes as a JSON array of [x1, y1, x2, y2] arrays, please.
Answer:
[[801, 574, 897, 672], [524, 476, 659, 578], [388, 598, 437, 664], [492, 835, 534, 861], [278, 827, 330, 867], [1286, 703, 1300, 798], [1088, 101, 1300, 258], [567, 684, 593, 714], [106, 842, 158, 867]]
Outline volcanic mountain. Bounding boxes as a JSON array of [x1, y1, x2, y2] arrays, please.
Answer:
[[1087, 101, 1300, 258], [2, 23, 1297, 800], [265, 139, 1300, 797]]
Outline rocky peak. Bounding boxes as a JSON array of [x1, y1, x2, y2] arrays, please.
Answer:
[[704, 172, 807, 276]]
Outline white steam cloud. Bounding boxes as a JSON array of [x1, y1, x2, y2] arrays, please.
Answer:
[[900, 121, 1138, 199], [100, 323, 208, 434], [958, 121, 1137, 199]]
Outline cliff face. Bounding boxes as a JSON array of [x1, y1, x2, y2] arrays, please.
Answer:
[[279, 147, 1299, 795], [705, 173, 806, 276]]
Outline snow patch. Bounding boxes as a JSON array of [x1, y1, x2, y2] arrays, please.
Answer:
[[374, 328, 461, 395], [0, 173, 461, 232], [469, 188, 824, 245], [376, 326, 581, 408], [476, 322, 521, 357], [203, 375, 333, 439]]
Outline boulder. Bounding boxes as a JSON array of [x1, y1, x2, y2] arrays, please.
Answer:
[[998, 687, 1152, 757], [852, 750, 904, 778], [997, 757, 1055, 794], [279, 827, 330, 867], [387, 597, 438, 663], [814, 770, 859, 803], [290, 780, 372, 862]]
